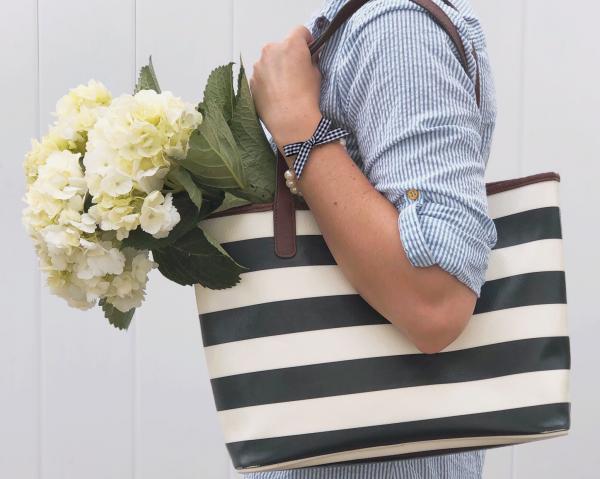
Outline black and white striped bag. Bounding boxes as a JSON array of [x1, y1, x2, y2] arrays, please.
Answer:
[[194, 0, 570, 473], [195, 170, 570, 473]]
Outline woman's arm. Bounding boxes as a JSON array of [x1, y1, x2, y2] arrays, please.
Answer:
[[250, 18, 494, 353], [288, 139, 478, 355]]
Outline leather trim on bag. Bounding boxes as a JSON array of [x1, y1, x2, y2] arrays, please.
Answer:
[[205, 172, 561, 219], [486, 172, 561, 196], [272, 152, 297, 257], [227, 403, 570, 471]]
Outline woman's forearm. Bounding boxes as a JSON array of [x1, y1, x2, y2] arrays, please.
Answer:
[[286, 138, 477, 353]]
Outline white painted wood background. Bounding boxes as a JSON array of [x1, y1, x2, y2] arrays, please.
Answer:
[[1, 0, 598, 477]]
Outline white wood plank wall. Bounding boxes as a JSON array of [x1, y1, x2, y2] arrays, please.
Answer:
[[1, 1, 597, 478]]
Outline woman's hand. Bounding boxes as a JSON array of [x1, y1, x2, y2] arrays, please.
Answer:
[[249, 26, 323, 151]]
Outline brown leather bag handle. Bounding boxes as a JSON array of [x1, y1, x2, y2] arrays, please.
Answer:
[[273, 0, 481, 258], [308, 0, 371, 56]]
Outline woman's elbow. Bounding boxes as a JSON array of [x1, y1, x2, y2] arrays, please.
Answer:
[[411, 318, 464, 354], [395, 291, 476, 355]]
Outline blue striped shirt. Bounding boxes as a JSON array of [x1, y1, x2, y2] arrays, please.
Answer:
[[255, 0, 495, 477], [246, 451, 485, 478]]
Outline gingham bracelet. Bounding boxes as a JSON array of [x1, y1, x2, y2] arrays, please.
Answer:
[[282, 116, 349, 181]]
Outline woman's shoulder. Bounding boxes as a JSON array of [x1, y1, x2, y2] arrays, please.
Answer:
[[327, 0, 491, 117], [344, 0, 486, 49]]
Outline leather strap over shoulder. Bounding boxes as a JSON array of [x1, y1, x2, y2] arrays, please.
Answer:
[[309, 0, 371, 56], [409, 0, 481, 107], [309, 0, 480, 107]]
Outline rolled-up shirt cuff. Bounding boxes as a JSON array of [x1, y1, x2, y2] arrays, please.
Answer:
[[397, 197, 495, 298]]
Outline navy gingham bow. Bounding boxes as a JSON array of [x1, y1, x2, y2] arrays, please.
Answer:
[[283, 117, 349, 179]]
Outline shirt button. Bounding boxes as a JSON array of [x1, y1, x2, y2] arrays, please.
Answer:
[[407, 188, 420, 201]]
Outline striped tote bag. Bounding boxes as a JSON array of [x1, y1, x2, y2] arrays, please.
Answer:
[[194, 168, 570, 473], [194, 0, 570, 473]]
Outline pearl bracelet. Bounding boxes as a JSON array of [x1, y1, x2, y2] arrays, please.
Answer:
[[284, 168, 302, 196], [283, 137, 347, 196]]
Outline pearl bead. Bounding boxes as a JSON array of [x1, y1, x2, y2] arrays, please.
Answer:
[[283, 168, 302, 196]]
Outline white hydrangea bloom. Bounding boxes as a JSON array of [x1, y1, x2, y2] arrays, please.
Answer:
[[22, 81, 198, 318], [74, 239, 126, 280], [87, 193, 142, 241], [104, 249, 155, 312], [140, 191, 180, 239], [85, 90, 202, 197], [38, 225, 81, 271], [84, 89, 201, 239], [54, 80, 112, 152], [46, 270, 98, 310], [24, 130, 69, 185], [24, 80, 111, 184], [22, 83, 158, 315], [23, 150, 88, 234], [26, 225, 154, 313]]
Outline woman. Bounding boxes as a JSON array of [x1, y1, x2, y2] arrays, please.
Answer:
[[248, 0, 497, 477]]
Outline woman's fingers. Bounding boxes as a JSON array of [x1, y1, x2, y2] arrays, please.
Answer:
[[286, 25, 319, 64], [286, 25, 314, 46]]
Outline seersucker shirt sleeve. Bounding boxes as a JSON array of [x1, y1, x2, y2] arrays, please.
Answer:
[[337, 5, 498, 297]]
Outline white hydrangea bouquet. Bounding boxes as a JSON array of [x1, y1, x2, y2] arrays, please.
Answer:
[[22, 59, 276, 329]]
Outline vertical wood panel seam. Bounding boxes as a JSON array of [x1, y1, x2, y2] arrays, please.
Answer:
[[35, 0, 42, 477], [516, 0, 528, 178], [132, 2, 140, 479], [231, 0, 235, 63], [510, 442, 516, 478], [228, 5, 235, 476], [513, 2, 529, 476], [229, 3, 239, 474]]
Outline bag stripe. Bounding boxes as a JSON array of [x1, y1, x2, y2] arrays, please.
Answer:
[[201, 294, 387, 347], [474, 270, 565, 314], [217, 208, 561, 273], [222, 235, 335, 272], [485, 239, 563, 282], [197, 262, 565, 316], [204, 304, 567, 378], [199, 181, 561, 245], [487, 180, 560, 219], [202, 295, 566, 350], [225, 403, 570, 470], [211, 337, 569, 410], [218, 369, 569, 443], [493, 207, 561, 249]]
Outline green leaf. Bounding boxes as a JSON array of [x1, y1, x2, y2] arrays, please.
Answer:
[[213, 192, 252, 214], [99, 299, 135, 331], [122, 192, 202, 250], [135, 56, 161, 94], [197, 188, 226, 219], [167, 167, 203, 210], [200, 63, 235, 123], [229, 59, 276, 203], [153, 228, 247, 289], [179, 106, 247, 190]]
